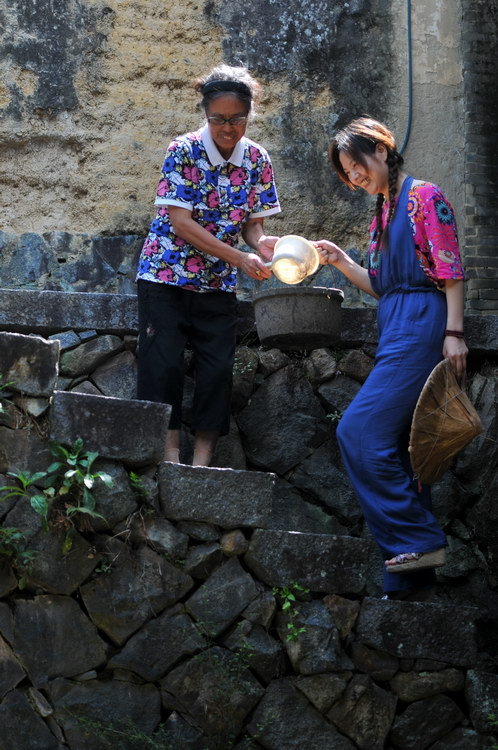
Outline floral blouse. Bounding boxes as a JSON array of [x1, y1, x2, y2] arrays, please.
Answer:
[[369, 181, 464, 286], [136, 125, 281, 293]]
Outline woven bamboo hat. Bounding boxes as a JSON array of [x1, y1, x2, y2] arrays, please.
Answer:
[[409, 359, 483, 485]]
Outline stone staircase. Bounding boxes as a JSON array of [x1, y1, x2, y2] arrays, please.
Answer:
[[0, 312, 497, 749]]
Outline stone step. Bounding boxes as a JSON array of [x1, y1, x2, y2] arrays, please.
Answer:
[[0, 288, 137, 335], [1, 288, 497, 354], [158, 462, 274, 529], [356, 597, 478, 667], [244, 528, 375, 595], [50, 390, 170, 466]]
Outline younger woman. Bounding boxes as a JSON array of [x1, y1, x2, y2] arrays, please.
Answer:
[[316, 117, 467, 599]]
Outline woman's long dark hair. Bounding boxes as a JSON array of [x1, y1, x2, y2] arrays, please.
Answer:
[[328, 117, 404, 251]]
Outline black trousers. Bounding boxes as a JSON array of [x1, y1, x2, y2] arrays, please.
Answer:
[[136, 280, 237, 435]]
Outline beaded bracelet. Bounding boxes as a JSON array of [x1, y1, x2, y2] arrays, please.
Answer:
[[445, 329, 465, 338]]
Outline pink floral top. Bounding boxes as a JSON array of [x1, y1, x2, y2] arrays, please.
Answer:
[[369, 181, 465, 287]]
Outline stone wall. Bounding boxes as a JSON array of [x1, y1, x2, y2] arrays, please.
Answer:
[[461, 0, 498, 312], [0, 290, 497, 749], [2, 0, 497, 311]]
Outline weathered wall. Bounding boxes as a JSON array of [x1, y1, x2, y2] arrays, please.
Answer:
[[393, 0, 465, 222], [461, 0, 498, 313], [2, 0, 494, 306]]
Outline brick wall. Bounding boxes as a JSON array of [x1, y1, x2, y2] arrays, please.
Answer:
[[462, 1, 498, 313]]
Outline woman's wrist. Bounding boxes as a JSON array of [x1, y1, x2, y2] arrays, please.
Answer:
[[445, 329, 465, 339]]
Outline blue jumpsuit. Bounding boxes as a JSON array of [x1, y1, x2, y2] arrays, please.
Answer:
[[336, 176, 447, 594]]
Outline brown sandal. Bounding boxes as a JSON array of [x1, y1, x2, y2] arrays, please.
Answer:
[[385, 548, 446, 574]]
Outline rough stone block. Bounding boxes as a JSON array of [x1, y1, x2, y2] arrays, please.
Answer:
[[183, 542, 224, 580], [222, 621, 285, 683], [25, 528, 101, 596], [296, 672, 351, 713], [355, 598, 478, 666], [277, 600, 353, 675], [0, 560, 17, 598], [390, 694, 464, 749], [51, 678, 160, 750], [0, 635, 26, 699], [328, 674, 397, 749], [0, 331, 59, 396], [185, 557, 259, 637], [159, 462, 274, 528], [247, 678, 355, 750], [236, 364, 329, 473], [59, 334, 123, 377], [13, 595, 108, 685], [0, 690, 62, 750], [108, 605, 205, 681], [80, 543, 193, 645], [90, 459, 139, 532], [160, 646, 264, 737], [0, 288, 138, 335], [50, 390, 170, 466], [245, 529, 374, 594], [91, 349, 137, 399], [390, 668, 464, 703], [465, 669, 498, 734], [0, 426, 53, 475]]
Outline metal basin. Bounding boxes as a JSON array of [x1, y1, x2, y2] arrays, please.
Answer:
[[253, 286, 344, 350]]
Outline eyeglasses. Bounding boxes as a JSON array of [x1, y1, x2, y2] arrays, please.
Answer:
[[207, 115, 248, 126]]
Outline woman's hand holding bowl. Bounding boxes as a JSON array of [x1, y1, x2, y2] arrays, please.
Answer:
[[241, 252, 272, 280], [314, 239, 344, 266], [257, 234, 280, 261]]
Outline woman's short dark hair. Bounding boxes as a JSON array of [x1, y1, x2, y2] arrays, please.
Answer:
[[195, 64, 260, 115]]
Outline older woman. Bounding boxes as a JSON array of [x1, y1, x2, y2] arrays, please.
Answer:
[[136, 64, 280, 466]]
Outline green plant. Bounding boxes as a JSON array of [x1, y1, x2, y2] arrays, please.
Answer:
[[232, 356, 254, 377], [93, 559, 113, 575], [272, 580, 310, 641], [0, 375, 15, 414], [326, 410, 343, 423], [129, 470, 153, 503], [69, 713, 246, 750], [0, 527, 36, 588], [329, 347, 345, 361], [0, 439, 112, 549], [488, 713, 498, 748], [0, 471, 47, 502], [67, 715, 190, 750]]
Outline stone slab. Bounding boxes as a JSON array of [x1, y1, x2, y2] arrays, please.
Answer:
[[0, 289, 495, 355], [245, 529, 374, 594], [50, 390, 170, 466], [159, 462, 274, 528], [0, 331, 59, 396], [355, 598, 478, 667], [0, 288, 138, 335]]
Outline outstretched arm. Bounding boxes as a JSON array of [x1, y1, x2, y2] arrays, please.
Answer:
[[315, 239, 378, 298]]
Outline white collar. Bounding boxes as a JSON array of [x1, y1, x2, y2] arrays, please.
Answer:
[[200, 124, 245, 167]]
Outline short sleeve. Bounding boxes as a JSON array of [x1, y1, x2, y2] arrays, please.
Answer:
[[410, 184, 464, 281], [153, 138, 200, 210]]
